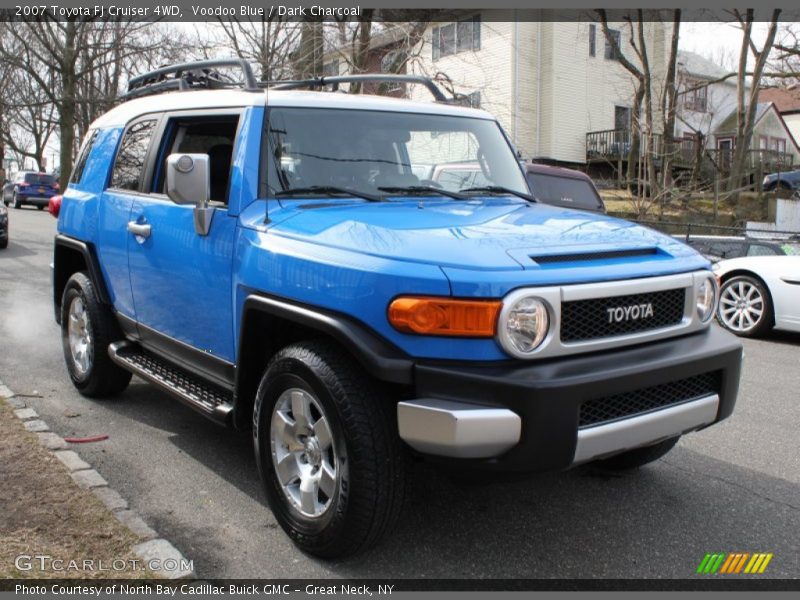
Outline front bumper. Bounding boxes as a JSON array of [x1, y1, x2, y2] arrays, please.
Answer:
[[399, 326, 742, 471]]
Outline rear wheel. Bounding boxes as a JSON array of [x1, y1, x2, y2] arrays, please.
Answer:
[[594, 436, 680, 470], [717, 275, 773, 337], [253, 340, 407, 558], [60, 272, 132, 397], [37, 205, 44, 211]]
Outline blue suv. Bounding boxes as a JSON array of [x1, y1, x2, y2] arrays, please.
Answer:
[[53, 60, 743, 558]]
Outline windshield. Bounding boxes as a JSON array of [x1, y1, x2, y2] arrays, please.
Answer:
[[24, 173, 56, 185], [525, 172, 603, 211], [263, 108, 528, 199]]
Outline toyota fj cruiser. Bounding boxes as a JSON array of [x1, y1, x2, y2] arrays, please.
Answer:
[[53, 60, 743, 558]]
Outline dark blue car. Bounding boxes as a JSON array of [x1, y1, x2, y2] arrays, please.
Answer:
[[763, 168, 800, 192], [2, 171, 59, 209]]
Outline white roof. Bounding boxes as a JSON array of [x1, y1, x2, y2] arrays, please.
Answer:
[[91, 88, 493, 129]]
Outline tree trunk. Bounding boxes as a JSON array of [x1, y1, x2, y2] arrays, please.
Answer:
[[59, 22, 77, 189]]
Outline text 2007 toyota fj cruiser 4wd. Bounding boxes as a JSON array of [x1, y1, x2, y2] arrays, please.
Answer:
[[53, 60, 742, 558]]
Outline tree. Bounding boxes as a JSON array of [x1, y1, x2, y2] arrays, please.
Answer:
[[728, 9, 781, 193]]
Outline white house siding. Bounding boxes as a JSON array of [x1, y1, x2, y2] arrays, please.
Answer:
[[783, 114, 800, 152], [677, 81, 738, 148], [410, 15, 516, 145], [755, 110, 800, 163], [410, 14, 669, 164]]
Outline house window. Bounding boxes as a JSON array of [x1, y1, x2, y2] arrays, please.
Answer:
[[589, 24, 596, 57], [432, 15, 481, 61], [604, 29, 622, 61], [322, 60, 338, 77], [759, 135, 769, 149], [771, 137, 786, 153], [684, 81, 708, 112]]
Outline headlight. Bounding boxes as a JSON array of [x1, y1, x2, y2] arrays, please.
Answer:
[[497, 296, 550, 357], [696, 275, 717, 323]]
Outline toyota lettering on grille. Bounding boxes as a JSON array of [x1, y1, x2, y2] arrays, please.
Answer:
[[606, 303, 655, 323]]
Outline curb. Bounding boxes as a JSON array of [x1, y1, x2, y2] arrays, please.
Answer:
[[0, 379, 195, 580]]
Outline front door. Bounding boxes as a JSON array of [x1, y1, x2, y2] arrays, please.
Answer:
[[127, 112, 241, 369]]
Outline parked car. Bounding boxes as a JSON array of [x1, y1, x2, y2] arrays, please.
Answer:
[[52, 59, 742, 558], [2, 171, 60, 209], [523, 163, 606, 213], [0, 203, 8, 248], [714, 255, 800, 337], [429, 161, 606, 213], [763, 169, 800, 192], [678, 234, 800, 262]]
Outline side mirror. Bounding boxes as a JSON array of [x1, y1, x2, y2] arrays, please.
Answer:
[[166, 153, 214, 236]]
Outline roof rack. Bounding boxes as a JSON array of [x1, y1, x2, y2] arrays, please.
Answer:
[[268, 74, 449, 103], [124, 58, 259, 99], [123, 59, 456, 105]]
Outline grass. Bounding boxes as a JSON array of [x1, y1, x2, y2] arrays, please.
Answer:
[[0, 400, 153, 579]]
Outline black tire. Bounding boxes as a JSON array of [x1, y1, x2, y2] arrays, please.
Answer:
[[253, 339, 407, 558], [717, 274, 774, 338], [60, 272, 132, 397], [594, 436, 680, 471], [0, 237, 7, 249], [11, 192, 20, 209], [37, 205, 44, 211]]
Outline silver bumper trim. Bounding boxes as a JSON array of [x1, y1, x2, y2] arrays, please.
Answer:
[[397, 399, 521, 458], [572, 393, 720, 464]]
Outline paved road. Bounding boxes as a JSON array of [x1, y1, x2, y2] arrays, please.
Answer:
[[1, 207, 798, 580]]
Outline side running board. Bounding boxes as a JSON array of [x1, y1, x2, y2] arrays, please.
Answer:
[[109, 341, 233, 424]]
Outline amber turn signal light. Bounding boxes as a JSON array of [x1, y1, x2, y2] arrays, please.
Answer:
[[388, 296, 502, 337]]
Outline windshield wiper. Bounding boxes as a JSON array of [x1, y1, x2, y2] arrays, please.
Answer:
[[377, 185, 468, 200], [459, 186, 537, 203], [275, 186, 382, 202]]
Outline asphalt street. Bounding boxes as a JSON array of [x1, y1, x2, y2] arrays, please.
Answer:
[[0, 207, 798, 580]]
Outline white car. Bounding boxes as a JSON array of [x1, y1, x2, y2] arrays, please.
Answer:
[[714, 255, 800, 336]]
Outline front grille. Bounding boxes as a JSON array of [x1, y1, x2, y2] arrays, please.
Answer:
[[561, 288, 685, 343], [579, 372, 720, 428]]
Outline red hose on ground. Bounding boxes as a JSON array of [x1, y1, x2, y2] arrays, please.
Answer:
[[64, 435, 109, 443]]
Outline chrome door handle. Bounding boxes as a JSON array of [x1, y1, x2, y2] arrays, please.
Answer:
[[127, 221, 151, 238]]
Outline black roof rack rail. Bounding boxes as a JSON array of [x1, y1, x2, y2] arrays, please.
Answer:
[[124, 58, 259, 99], [268, 74, 450, 103], [122, 62, 460, 106]]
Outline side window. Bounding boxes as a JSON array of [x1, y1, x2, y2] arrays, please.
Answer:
[[70, 130, 98, 185], [110, 119, 157, 191], [747, 244, 779, 257], [153, 115, 239, 205]]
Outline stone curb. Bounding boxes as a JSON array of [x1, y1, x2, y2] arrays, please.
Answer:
[[1, 379, 195, 579]]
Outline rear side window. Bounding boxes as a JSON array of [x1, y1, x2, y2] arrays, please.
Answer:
[[110, 120, 157, 191], [70, 131, 98, 185], [24, 173, 56, 185], [747, 244, 779, 257]]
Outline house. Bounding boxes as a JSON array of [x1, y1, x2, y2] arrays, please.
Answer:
[[405, 13, 672, 166], [758, 85, 800, 150]]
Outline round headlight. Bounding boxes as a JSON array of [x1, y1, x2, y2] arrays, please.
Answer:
[[499, 296, 550, 357], [696, 275, 717, 323]]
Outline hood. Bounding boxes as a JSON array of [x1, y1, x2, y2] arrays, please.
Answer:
[[264, 198, 702, 273]]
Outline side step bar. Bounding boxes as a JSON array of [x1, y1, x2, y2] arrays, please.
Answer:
[[109, 342, 233, 425]]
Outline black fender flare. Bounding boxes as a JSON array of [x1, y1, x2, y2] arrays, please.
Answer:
[[53, 234, 111, 308]]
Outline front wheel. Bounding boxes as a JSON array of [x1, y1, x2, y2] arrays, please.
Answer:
[[253, 340, 407, 558], [60, 272, 132, 397], [717, 275, 773, 337], [11, 192, 20, 209]]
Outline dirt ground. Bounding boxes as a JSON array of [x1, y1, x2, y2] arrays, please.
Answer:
[[0, 400, 150, 579]]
